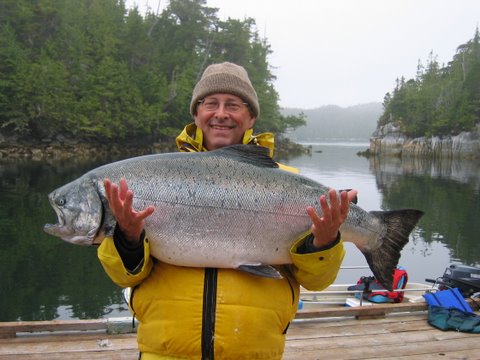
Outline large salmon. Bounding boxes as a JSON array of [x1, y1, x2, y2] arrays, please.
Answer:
[[44, 145, 424, 290]]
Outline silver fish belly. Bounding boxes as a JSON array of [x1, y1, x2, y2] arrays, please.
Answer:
[[44, 144, 424, 289]]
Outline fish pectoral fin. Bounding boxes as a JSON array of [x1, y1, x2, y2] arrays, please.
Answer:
[[238, 264, 283, 279]]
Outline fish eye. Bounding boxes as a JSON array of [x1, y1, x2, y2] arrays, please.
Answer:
[[55, 197, 66, 207]]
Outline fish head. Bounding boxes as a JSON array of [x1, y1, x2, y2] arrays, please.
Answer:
[[43, 177, 103, 246]]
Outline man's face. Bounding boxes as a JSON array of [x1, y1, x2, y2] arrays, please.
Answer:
[[194, 93, 256, 150]]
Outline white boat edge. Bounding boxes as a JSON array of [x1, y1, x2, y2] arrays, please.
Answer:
[[299, 282, 434, 309]]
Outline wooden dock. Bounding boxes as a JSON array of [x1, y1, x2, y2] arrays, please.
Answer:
[[1, 302, 479, 359]]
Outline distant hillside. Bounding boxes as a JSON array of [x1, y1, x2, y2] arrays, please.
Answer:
[[282, 102, 382, 141]]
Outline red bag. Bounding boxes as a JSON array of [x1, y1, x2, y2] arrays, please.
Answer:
[[348, 267, 408, 303]]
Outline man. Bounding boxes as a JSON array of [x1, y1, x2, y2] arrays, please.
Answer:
[[99, 62, 357, 359]]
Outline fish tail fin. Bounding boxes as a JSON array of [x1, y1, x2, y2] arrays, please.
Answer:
[[362, 209, 424, 290]]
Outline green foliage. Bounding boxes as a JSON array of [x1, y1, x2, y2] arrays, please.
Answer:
[[0, 0, 304, 144], [379, 28, 480, 137], [0, 23, 31, 134]]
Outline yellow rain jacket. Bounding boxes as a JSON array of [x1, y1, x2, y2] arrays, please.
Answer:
[[98, 124, 345, 359]]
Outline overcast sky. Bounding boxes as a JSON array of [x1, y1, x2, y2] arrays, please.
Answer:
[[126, 0, 480, 109]]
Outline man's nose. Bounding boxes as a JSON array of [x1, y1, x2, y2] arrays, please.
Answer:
[[213, 104, 229, 117]]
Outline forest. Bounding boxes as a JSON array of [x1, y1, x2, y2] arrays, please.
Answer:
[[379, 27, 480, 137], [2, 1, 479, 147], [0, 0, 305, 145]]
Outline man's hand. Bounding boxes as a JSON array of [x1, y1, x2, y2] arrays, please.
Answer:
[[103, 178, 155, 243], [306, 188, 358, 248]]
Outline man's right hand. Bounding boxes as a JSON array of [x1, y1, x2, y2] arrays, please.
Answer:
[[103, 178, 155, 243]]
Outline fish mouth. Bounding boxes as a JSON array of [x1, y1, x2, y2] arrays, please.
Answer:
[[43, 221, 96, 246], [43, 197, 96, 246], [43, 203, 68, 237]]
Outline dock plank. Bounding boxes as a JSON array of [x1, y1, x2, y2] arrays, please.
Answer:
[[295, 301, 429, 320], [0, 333, 138, 360], [1, 307, 479, 359], [283, 312, 480, 360], [284, 335, 480, 360], [0, 320, 107, 339]]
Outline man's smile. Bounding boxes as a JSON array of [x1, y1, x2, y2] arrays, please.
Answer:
[[210, 124, 235, 130]]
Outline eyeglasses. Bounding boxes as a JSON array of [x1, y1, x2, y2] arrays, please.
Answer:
[[198, 99, 249, 114]]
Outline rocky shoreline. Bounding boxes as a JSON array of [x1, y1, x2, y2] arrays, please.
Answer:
[[0, 135, 310, 161], [369, 123, 480, 160]]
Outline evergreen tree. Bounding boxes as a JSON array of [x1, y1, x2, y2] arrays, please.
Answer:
[[0, 0, 304, 144], [0, 23, 30, 135], [379, 27, 480, 137]]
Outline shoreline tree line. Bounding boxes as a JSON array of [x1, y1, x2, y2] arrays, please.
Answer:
[[0, 0, 305, 146], [379, 27, 480, 137], [2, 1, 479, 147]]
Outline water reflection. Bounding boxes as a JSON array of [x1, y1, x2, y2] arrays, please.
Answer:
[[283, 143, 480, 283], [370, 155, 480, 265], [1, 147, 479, 321], [0, 158, 129, 321], [370, 155, 480, 190]]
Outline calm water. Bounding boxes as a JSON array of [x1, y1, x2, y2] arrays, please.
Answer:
[[1, 143, 479, 321]]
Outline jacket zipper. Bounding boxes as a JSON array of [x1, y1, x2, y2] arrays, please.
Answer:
[[201, 268, 218, 360], [129, 286, 138, 331], [283, 271, 296, 334]]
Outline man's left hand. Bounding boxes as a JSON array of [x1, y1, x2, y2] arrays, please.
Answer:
[[306, 188, 358, 248]]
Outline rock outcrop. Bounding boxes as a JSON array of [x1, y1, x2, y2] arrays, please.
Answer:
[[370, 123, 480, 159]]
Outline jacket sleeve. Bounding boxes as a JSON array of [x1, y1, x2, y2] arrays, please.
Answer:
[[289, 232, 346, 291], [97, 235, 154, 288]]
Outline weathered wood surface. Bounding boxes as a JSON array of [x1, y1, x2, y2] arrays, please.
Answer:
[[0, 302, 429, 339], [295, 300, 429, 319], [284, 313, 480, 359], [1, 308, 479, 359]]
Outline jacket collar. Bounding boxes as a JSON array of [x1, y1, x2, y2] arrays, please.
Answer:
[[175, 123, 275, 158]]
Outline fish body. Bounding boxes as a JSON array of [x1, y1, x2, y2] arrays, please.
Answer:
[[44, 145, 424, 289]]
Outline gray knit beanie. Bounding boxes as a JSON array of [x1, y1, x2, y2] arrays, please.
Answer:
[[190, 62, 260, 117]]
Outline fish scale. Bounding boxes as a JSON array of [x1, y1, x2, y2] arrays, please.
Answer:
[[44, 144, 424, 290]]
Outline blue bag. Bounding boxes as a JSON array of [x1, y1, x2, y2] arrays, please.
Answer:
[[426, 306, 480, 332], [424, 288, 480, 333], [423, 287, 473, 313]]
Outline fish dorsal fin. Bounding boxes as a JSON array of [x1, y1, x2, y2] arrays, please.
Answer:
[[211, 144, 279, 168]]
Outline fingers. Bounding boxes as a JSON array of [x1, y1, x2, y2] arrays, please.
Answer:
[[339, 190, 350, 219], [318, 189, 341, 223], [109, 181, 123, 215], [138, 205, 155, 219], [307, 188, 357, 247], [328, 188, 340, 220], [105, 178, 134, 217], [103, 178, 113, 202], [306, 205, 322, 242], [308, 189, 337, 223], [319, 193, 330, 222], [102, 178, 155, 241], [346, 189, 358, 205], [306, 206, 320, 225], [119, 178, 129, 200], [123, 187, 134, 213]]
